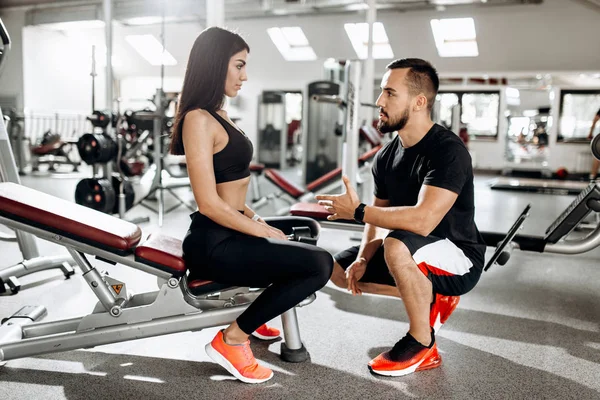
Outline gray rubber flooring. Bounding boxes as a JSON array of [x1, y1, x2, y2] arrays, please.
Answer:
[[1, 166, 599, 399]]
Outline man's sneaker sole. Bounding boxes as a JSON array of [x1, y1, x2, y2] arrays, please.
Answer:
[[251, 331, 280, 341], [205, 343, 273, 384], [369, 348, 442, 377]]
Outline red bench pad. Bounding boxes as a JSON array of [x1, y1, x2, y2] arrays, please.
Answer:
[[135, 233, 187, 276], [134, 234, 240, 294], [289, 203, 332, 220], [264, 169, 306, 199], [359, 145, 382, 164], [0, 182, 141, 255], [306, 167, 342, 192], [250, 163, 265, 173]]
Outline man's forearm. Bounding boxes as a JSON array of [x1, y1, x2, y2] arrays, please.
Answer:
[[357, 223, 388, 262], [363, 205, 429, 236]]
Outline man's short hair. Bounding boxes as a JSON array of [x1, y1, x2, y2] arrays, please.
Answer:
[[386, 58, 439, 111]]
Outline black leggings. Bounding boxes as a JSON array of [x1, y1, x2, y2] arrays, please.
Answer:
[[182, 211, 333, 334]]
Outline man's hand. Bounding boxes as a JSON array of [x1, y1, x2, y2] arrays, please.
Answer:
[[315, 175, 361, 221], [346, 258, 367, 295]]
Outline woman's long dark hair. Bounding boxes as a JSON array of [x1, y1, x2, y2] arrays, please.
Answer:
[[170, 27, 249, 155]]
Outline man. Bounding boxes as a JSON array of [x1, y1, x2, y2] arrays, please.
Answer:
[[315, 58, 486, 377], [587, 108, 600, 181]]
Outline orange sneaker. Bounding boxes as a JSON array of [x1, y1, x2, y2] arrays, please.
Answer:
[[430, 294, 460, 332], [368, 331, 441, 377], [205, 330, 273, 384], [251, 324, 281, 341]]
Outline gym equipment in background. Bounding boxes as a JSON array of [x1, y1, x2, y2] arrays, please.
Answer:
[[304, 81, 341, 185], [592, 134, 600, 161], [73, 47, 148, 224], [257, 90, 303, 169], [0, 18, 74, 294], [134, 89, 195, 227], [30, 129, 81, 173], [489, 176, 589, 196], [257, 91, 287, 168]]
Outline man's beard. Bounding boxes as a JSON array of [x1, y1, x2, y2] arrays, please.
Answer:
[[377, 106, 410, 133]]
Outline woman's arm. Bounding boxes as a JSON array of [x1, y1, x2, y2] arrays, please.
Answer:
[[182, 110, 279, 237]]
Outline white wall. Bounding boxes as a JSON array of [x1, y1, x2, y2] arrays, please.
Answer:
[[0, 9, 26, 109], [22, 25, 107, 114]]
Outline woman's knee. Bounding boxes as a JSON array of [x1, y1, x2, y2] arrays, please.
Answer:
[[305, 248, 334, 285]]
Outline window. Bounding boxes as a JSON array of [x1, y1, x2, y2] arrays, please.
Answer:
[[436, 93, 459, 129], [558, 90, 600, 142], [344, 22, 393, 60], [435, 91, 500, 139], [430, 17, 478, 58], [267, 27, 317, 61]]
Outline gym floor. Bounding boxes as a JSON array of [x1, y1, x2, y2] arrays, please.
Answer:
[[1, 169, 599, 400]]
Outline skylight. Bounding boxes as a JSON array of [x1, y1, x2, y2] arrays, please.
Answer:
[[125, 34, 177, 66], [430, 17, 479, 58], [267, 27, 317, 61], [344, 22, 393, 60]]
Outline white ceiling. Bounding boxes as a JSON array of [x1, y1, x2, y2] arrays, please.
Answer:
[[8, 0, 600, 87]]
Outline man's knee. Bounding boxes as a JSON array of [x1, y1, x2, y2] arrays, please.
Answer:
[[383, 236, 413, 270]]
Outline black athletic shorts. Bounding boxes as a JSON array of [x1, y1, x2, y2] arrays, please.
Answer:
[[334, 230, 482, 297]]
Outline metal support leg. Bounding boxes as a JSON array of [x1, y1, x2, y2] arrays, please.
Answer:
[[280, 307, 309, 362], [67, 248, 116, 312]]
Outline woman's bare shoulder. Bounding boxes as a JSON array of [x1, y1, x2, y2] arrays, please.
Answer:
[[184, 109, 216, 126]]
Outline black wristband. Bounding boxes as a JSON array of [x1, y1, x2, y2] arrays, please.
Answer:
[[354, 203, 366, 223]]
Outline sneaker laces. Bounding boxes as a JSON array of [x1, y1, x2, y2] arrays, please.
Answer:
[[241, 343, 255, 365]]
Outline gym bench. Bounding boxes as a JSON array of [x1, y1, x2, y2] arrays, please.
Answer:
[[0, 182, 320, 363]]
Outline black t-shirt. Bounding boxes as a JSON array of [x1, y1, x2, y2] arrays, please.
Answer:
[[372, 123, 486, 269]]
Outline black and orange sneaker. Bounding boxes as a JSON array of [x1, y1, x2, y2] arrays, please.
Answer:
[[430, 294, 460, 332], [368, 330, 441, 377]]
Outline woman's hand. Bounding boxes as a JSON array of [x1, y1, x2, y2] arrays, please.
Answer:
[[255, 222, 287, 240]]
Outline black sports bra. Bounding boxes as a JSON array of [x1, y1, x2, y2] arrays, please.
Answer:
[[209, 111, 253, 184]]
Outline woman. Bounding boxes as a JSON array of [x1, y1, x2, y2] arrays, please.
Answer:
[[170, 27, 333, 384]]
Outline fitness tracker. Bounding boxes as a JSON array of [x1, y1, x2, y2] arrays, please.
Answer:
[[354, 203, 366, 223]]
